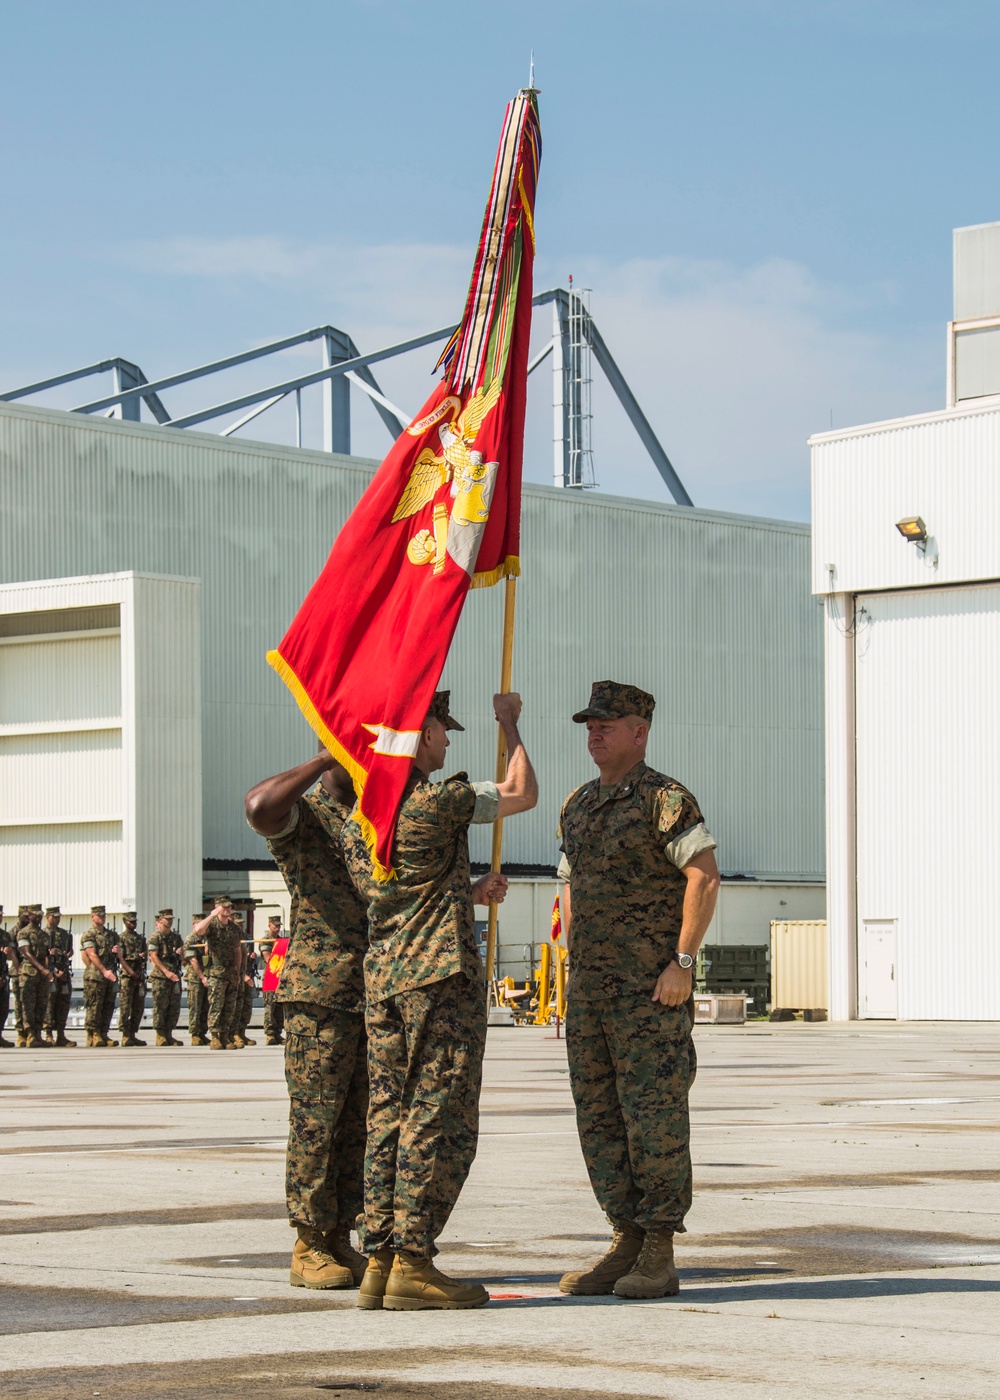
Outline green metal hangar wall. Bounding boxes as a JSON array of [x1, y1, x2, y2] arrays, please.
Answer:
[[0, 400, 824, 964]]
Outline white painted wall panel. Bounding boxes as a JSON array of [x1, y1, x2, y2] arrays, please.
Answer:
[[0, 728, 122, 822], [0, 821, 122, 912], [0, 634, 120, 724], [0, 401, 822, 881], [811, 403, 1000, 598], [854, 584, 1000, 1020]]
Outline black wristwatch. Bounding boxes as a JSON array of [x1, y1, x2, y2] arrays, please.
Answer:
[[675, 952, 694, 971]]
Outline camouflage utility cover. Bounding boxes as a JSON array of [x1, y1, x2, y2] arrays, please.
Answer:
[[558, 760, 716, 1000], [148, 927, 184, 978], [80, 923, 118, 982], [343, 771, 496, 1002], [202, 918, 242, 986], [572, 680, 655, 724], [267, 782, 368, 1012]]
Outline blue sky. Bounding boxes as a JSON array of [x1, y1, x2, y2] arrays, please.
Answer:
[[2, 0, 999, 519]]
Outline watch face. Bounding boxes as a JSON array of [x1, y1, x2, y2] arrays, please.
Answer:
[[677, 953, 694, 969]]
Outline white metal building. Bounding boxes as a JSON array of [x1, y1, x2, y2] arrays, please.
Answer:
[[0, 572, 201, 920], [0, 396, 824, 969], [813, 221, 1000, 1020]]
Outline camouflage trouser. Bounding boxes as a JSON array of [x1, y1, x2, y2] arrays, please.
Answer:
[[151, 978, 182, 1035], [283, 1001, 367, 1234], [208, 977, 239, 1040], [263, 992, 284, 1041], [20, 975, 50, 1039], [83, 978, 118, 1038], [362, 971, 486, 1258], [0, 979, 9, 1037], [186, 977, 208, 1038], [236, 979, 255, 1034], [11, 975, 24, 1035], [118, 978, 146, 1038], [566, 995, 696, 1233], [44, 978, 72, 1034]]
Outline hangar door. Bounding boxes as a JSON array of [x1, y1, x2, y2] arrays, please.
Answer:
[[854, 583, 1000, 1020]]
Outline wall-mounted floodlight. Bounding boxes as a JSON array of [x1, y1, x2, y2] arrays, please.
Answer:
[[895, 516, 928, 544]]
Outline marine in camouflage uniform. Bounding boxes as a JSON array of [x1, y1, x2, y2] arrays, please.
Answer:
[[231, 915, 257, 1048], [148, 910, 184, 1045], [81, 906, 120, 1046], [342, 690, 535, 1311], [556, 681, 720, 1301], [246, 752, 370, 1291], [43, 908, 75, 1046], [0, 907, 15, 1048], [5, 907, 26, 1047], [191, 900, 242, 1047], [18, 906, 54, 1047], [260, 916, 286, 1045], [116, 914, 148, 1046], [184, 915, 210, 1044]]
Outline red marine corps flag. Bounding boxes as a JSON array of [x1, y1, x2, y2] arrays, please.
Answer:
[[268, 87, 541, 879]]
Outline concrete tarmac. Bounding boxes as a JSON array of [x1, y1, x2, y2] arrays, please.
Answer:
[[1, 1020, 998, 1398]]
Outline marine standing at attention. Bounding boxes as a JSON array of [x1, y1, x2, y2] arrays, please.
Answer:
[[190, 899, 242, 1049], [0, 907, 13, 1048], [80, 905, 119, 1048], [148, 910, 185, 1046], [184, 915, 210, 1045], [116, 913, 148, 1047], [556, 681, 720, 1301], [43, 908, 75, 1047], [260, 914, 286, 1046], [245, 752, 370, 1292], [18, 906, 53, 1048], [342, 690, 537, 1312], [7, 908, 26, 1046]]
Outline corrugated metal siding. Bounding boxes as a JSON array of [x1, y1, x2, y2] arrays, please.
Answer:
[[0, 820, 122, 911], [854, 583, 1000, 1020], [811, 403, 1000, 597], [0, 401, 823, 878], [0, 633, 121, 724], [1, 728, 122, 823]]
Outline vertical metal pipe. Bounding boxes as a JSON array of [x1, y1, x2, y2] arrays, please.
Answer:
[[295, 388, 302, 449], [552, 302, 566, 486]]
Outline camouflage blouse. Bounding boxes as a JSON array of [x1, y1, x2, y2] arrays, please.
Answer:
[[17, 925, 50, 978], [201, 918, 242, 986], [47, 928, 73, 979], [558, 760, 716, 1001], [80, 924, 118, 982], [183, 929, 211, 981], [267, 783, 368, 1013], [116, 927, 148, 977], [343, 771, 498, 1003], [149, 928, 185, 978]]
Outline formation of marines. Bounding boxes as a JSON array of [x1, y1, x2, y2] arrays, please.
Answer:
[[0, 903, 284, 1050], [242, 678, 719, 1309]]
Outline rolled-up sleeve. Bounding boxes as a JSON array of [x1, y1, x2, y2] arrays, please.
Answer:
[[470, 781, 500, 825], [556, 851, 572, 882], [665, 821, 717, 869]]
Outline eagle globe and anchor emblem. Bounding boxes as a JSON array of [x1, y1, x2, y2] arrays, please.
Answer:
[[392, 378, 502, 578]]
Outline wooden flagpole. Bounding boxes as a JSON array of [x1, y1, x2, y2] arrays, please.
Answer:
[[484, 575, 517, 984]]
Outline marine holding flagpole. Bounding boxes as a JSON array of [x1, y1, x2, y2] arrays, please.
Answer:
[[264, 84, 541, 1308]]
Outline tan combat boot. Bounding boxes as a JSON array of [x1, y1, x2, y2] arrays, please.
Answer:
[[323, 1226, 367, 1285], [190, 1034, 208, 1046], [54, 1033, 75, 1048], [558, 1224, 644, 1295], [155, 1033, 170, 1046], [209, 1036, 225, 1050], [16, 1033, 27, 1048], [25, 1032, 43, 1049], [230, 1033, 247, 1048], [356, 1248, 394, 1310], [383, 1254, 489, 1311], [289, 1227, 353, 1290], [242, 1034, 256, 1046], [122, 1036, 142, 1047], [612, 1227, 680, 1299]]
